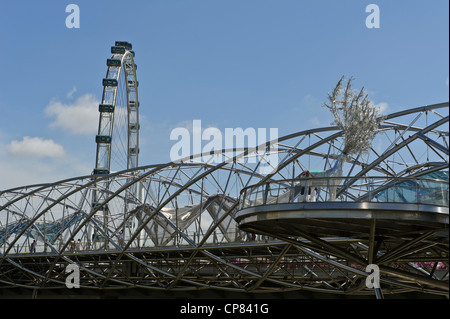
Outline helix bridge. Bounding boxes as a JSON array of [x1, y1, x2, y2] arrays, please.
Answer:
[[0, 42, 448, 298]]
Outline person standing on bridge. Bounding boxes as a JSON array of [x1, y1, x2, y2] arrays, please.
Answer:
[[30, 240, 36, 253], [76, 239, 82, 251]]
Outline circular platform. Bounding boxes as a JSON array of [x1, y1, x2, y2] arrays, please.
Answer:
[[236, 201, 449, 240], [236, 176, 449, 247]]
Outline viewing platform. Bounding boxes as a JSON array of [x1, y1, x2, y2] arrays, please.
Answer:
[[236, 176, 449, 240]]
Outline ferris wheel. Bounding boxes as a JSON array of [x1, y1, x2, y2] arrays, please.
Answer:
[[91, 41, 140, 227], [93, 41, 140, 176]]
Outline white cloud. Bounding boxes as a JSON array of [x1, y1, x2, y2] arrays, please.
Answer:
[[45, 94, 99, 135], [0, 151, 93, 190], [66, 86, 77, 99], [7, 136, 66, 158], [373, 102, 389, 115]]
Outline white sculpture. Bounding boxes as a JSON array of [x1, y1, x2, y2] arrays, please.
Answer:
[[297, 76, 382, 201], [323, 75, 381, 158]]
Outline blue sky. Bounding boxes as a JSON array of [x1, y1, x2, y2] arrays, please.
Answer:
[[0, 0, 448, 189]]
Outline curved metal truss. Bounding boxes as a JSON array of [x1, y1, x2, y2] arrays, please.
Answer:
[[0, 102, 448, 297]]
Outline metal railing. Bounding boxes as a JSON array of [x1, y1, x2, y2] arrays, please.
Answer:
[[3, 228, 278, 255], [239, 176, 449, 210]]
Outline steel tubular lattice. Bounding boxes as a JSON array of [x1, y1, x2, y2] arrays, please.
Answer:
[[0, 52, 448, 298]]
